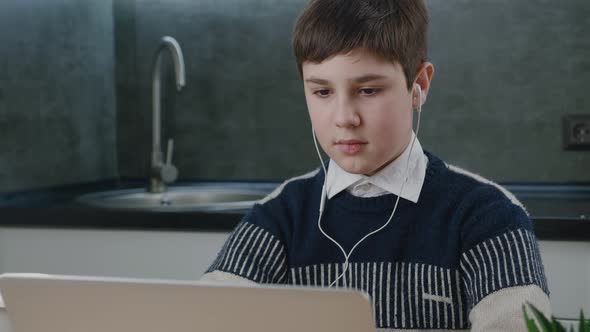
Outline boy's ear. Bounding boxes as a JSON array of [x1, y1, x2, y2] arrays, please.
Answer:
[[414, 62, 435, 105]]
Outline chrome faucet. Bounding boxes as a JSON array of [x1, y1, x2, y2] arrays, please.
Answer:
[[149, 36, 185, 193]]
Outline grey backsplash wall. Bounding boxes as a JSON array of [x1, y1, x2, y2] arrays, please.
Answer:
[[1, 0, 588, 192], [0, 0, 117, 192], [116, 0, 311, 181], [117, 0, 590, 183]]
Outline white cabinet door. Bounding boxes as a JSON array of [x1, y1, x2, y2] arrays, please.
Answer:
[[539, 240, 590, 320], [0, 227, 230, 280], [1, 228, 588, 322], [0, 308, 13, 332]]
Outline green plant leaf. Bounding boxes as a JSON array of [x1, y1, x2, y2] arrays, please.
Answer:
[[524, 304, 542, 332], [551, 319, 567, 332], [528, 303, 554, 332], [524, 303, 590, 332], [580, 310, 587, 332]]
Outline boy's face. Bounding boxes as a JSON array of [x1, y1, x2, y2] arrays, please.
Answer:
[[303, 49, 417, 176]]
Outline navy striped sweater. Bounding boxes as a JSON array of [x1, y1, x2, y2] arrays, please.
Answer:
[[206, 151, 549, 330]]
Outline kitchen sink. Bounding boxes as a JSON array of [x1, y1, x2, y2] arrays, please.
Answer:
[[73, 182, 589, 217], [76, 182, 277, 213]]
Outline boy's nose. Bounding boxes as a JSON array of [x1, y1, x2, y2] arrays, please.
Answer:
[[334, 98, 361, 128]]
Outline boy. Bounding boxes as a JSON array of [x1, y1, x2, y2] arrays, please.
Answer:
[[202, 0, 551, 330]]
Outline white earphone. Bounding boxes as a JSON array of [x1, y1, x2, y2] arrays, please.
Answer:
[[311, 82, 424, 287], [414, 83, 423, 113]]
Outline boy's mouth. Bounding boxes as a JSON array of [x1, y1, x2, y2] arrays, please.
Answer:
[[335, 139, 367, 155]]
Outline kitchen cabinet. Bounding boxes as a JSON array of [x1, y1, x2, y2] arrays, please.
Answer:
[[0, 227, 588, 324]]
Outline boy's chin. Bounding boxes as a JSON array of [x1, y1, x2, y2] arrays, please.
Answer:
[[333, 157, 379, 176]]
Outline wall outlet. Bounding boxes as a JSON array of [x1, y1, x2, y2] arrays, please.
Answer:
[[562, 114, 590, 150]]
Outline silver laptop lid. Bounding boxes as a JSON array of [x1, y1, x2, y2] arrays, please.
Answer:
[[0, 273, 375, 332]]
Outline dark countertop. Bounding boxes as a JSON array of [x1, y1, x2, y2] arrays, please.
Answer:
[[1, 179, 589, 241]]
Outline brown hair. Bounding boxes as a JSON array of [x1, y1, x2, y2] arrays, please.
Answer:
[[292, 0, 428, 90]]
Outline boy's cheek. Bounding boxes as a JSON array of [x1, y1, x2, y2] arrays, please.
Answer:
[[304, 98, 320, 115], [307, 107, 329, 126]]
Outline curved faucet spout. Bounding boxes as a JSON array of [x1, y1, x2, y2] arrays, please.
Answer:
[[150, 36, 185, 193], [157, 36, 186, 89]]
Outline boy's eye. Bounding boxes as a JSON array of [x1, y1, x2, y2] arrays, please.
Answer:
[[313, 89, 331, 97], [359, 88, 380, 96]]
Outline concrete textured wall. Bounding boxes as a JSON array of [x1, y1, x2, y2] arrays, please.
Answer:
[[2, 1, 588, 190], [0, 0, 117, 192], [116, 0, 590, 183]]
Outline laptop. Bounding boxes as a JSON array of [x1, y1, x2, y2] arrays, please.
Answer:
[[0, 273, 375, 332]]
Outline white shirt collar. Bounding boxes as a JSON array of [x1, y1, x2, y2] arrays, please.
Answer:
[[325, 132, 428, 203]]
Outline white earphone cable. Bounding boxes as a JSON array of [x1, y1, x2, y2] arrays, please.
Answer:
[[312, 84, 423, 288]]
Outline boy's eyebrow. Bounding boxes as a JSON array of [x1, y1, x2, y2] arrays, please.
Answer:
[[305, 74, 389, 85], [305, 77, 330, 85], [352, 74, 390, 83]]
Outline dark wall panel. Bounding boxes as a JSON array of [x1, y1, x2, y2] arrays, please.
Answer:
[[116, 0, 590, 182], [0, 0, 118, 191]]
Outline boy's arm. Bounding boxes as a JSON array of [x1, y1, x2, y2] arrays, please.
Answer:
[[460, 198, 551, 331], [468, 284, 551, 331], [199, 179, 295, 285], [200, 218, 289, 285], [200, 270, 258, 285]]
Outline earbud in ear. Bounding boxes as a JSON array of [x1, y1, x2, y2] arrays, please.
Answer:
[[414, 84, 423, 113]]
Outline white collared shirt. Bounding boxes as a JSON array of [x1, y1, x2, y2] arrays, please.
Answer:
[[325, 132, 428, 203]]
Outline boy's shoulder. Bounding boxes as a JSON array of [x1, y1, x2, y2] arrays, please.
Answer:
[[427, 151, 527, 215], [242, 168, 322, 240], [256, 167, 323, 208], [428, 152, 532, 251], [448, 163, 525, 211]]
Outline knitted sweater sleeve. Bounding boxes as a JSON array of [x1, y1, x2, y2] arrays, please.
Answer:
[[459, 189, 551, 331], [201, 185, 293, 285]]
